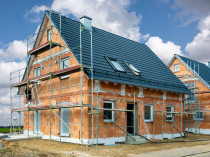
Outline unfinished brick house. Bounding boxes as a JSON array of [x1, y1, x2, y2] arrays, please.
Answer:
[[10, 10, 190, 145], [169, 54, 210, 135]]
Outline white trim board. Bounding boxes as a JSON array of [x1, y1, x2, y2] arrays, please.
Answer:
[[185, 128, 210, 135], [42, 135, 125, 145]]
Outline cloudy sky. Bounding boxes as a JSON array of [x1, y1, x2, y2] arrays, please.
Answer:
[[0, 0, 210, 126]]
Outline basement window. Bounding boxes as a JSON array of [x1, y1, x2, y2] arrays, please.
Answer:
[[125, 62, 140, 75], [106, 57, 124, 72], [144, 104, 153, 122], [34, 67, 41, 77], [173, 64, 179, 72], [103, 101, 115, 123], [166, 106, 174, 122], [194, 111, 204, 121]]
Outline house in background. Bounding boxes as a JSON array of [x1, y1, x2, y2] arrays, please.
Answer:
[[11, 10, 190, 145], [168, 54, 210, 135]]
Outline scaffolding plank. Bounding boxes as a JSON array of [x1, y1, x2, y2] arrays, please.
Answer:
[[12, 104, 92, 112], [154, 111, 196, 114], [97, 108, 133, 112], [12, 65, 81, 87], [29, 41, 61, 55], [195, 91, 210, 94]]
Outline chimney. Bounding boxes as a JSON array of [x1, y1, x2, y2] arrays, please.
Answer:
[[80, 15, 92, 31], [204, 61, 210, 68]]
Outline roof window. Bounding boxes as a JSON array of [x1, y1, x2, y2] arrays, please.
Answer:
[[106, 57, 124, 72], [125, 62, 140, 75]]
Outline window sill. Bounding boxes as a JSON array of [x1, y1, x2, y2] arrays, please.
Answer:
[[193, 119, 204, 121], [59, 134, 70, 137], [166, 121, 174, 123], [60, 75, 69, 79], [104, 120, 114, 123], [145, 120, 153, 122]]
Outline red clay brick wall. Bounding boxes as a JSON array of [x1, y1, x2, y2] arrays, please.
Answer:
[[23, 16, 185, 141], [169, 57, 210, 131]]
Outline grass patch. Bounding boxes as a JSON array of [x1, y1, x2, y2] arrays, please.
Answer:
[[0, 127, 23, 133]]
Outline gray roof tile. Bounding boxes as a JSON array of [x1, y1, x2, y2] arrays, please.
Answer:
[[47, 11, 190, 94]]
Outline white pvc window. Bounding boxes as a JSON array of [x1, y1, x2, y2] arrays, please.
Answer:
[[107, 57, 124, 72], [60, 57, 70, 79], [60, 57, 69, 70], [34, 67, 41, 77], [121, 84, 125, 95], [173, 64, 179, 72], [194, 111, 204, 121], [47, 29, 52, 41], [60, 101, 70, 136], [144, 104, 153, 122], [94, 80, 101, 91], [125, 62, 140, 75], [104, 101, 115, 123], [34, 110, 41, 133], [166, 106, 174, 122]]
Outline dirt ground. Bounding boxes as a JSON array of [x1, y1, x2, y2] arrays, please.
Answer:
[[1, 137, 210, 157]]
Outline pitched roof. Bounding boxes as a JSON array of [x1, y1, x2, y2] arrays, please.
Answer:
[[43, 11, 190, 94], [174, 54, 210, 89]]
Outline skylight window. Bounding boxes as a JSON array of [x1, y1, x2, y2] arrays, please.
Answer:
[[125, 62, 140, 75], [106, 57, 124, 72]]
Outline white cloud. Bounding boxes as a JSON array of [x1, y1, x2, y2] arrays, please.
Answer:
[[35, 24, 41, 34], [0, 61, 26, 88], [173, 0, 210, 25], [50, 0, 145, 42], [0, 103, 23, 126], [0, 105, 11, 126], [0, 61, 25, 126], [186, 15, 210, 62], [0, 40, 27, 61], [146, 36, 184, 64], [25, 5, 49, 23], [29, 5, 49, 14]]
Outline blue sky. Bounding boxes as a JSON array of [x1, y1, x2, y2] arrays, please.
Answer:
[[0, 0, 210, 126], [0, 0, 201, 55]]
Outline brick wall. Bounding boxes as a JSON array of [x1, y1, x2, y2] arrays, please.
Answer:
[[23, 16, 185, 142]]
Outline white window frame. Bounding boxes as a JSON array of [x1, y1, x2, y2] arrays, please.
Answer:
[[47, 29, 52, 41], [166, 106, 174, 122], [34, 67, 41, 77], [60, 101, 70, 137], [103, 101, 115, 123], [106, 57, 125, 72], [194, 111, 204, 121], [60, 57, 70, 79], [144, 104, 153, 122], [94, 80, 101, 91], [60, 57, 69, 70], [121, 84, 125, 95], [125, 62, 140, 75], [173, 64, 179, 72]]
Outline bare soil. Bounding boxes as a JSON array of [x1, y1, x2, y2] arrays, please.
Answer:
[[1, 137, 210, 157]]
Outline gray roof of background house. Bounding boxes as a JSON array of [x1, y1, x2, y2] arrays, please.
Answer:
[[45, 11, 190, 94]]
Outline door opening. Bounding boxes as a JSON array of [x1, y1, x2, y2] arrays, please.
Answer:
[[127, 103, 138, 135], [127, 103, 134, 134]]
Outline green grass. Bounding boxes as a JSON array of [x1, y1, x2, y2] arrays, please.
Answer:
[[0, 127, 23, 133]]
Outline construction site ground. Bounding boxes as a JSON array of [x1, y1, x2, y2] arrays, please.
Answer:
[[1, 134, 210, 157]]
